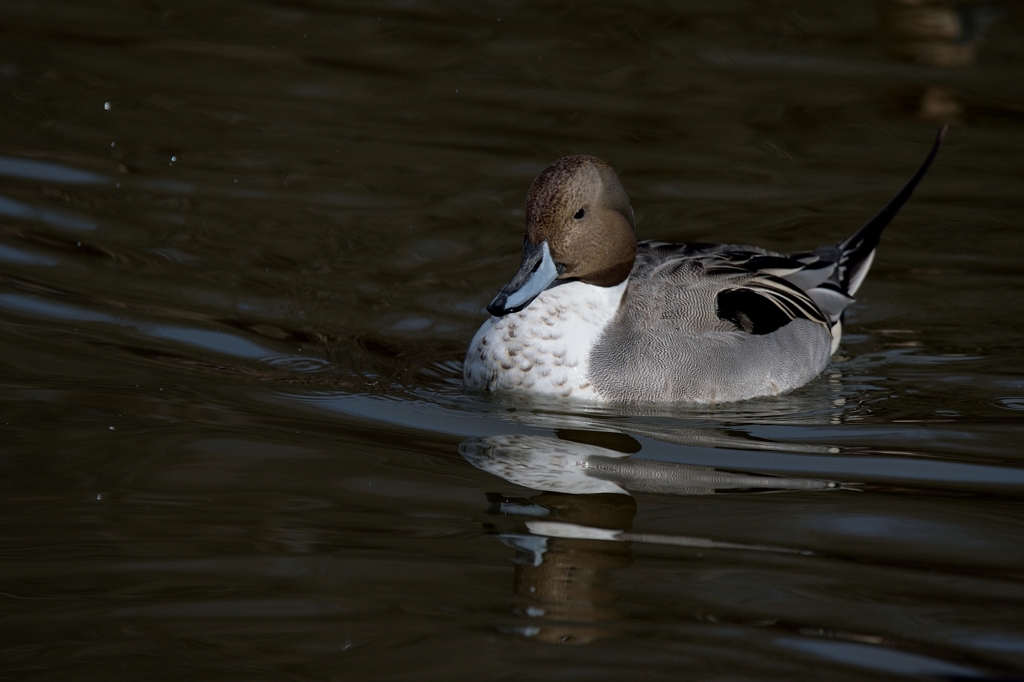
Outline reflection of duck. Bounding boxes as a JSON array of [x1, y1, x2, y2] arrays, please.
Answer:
[[488, 491, 635, 644], [476, 435, 829, 643], [883, 85, 965, 125], [880, 0, 1001, 68], [878, 1, 1001, 124], [462, 435, 838, 496], [465, 131, 944, 403]]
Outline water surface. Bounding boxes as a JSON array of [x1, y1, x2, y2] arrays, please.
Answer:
[[2, 1, 1023, 679]]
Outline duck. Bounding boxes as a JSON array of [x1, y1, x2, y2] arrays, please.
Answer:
[[464, 130, 945, 403]]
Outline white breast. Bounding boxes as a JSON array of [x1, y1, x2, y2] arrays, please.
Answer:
[[463, 280, 627, 399]]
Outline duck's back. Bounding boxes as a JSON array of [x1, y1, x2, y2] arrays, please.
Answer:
[[588, 241, 835, 403]]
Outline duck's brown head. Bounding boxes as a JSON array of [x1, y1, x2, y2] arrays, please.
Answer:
[[487, 155, 637, 317]]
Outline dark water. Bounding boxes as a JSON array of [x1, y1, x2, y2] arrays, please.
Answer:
[[2, 1, 1023, 679]]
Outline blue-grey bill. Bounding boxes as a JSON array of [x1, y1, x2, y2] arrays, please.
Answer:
[[487, 240, 559, 317]]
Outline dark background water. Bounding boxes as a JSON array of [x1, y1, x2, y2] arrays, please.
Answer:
[[1, 1, 1023, 679]]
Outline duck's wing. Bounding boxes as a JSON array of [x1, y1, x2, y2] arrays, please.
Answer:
[[633, 242, 838, 337], [597, 244, 838, 402], [702, 251, 838, 336], [675, 127, 946, 341]]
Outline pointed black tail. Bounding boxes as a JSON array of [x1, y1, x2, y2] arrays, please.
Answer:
[[836, 127, 946, 295]]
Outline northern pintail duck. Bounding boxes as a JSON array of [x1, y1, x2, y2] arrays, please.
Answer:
[[465, 130, 945, 403]]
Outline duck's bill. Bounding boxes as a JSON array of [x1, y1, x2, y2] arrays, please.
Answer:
[[486, 240, 560, 317]]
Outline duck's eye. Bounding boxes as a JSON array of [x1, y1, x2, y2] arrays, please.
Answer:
[[573, 208, 585, 220]]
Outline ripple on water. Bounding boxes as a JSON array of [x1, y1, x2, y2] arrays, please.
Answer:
[[992, 397, 1024, 411], [0, 195, 96, 231], [266, 356, 332, 373]]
